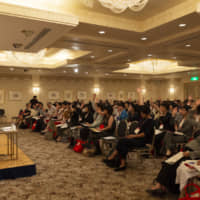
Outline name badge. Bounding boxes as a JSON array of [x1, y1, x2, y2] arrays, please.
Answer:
[[134, 128, 140, 134], [159, 124, 164, 130]]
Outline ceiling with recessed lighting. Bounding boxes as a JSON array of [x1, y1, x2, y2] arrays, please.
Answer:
[[0, 0, 199, 79]]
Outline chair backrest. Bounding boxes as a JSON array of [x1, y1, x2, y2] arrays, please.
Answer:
[[0, 109, 5, 117], [117, 120, 127, 137]]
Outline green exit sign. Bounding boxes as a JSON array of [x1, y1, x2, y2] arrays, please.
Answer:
[[190, 77, 199, 81]]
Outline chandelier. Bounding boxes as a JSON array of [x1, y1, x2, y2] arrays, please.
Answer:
[[81, 0, 149, 13], [114, 59, 197, 75]]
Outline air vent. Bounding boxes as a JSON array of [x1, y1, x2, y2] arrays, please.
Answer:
[[24, 28, 51, 50]]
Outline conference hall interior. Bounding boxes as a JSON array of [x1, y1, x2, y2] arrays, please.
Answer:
[[0, 0, 200, 200]]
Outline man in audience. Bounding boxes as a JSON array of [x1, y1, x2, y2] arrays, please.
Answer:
[[30, 96, 39, 108], [117, 102, 128, 121]]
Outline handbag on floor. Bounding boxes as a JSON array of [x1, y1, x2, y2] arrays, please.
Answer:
[[73, 140, 86, 153]]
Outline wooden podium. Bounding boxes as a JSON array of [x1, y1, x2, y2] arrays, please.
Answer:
[[0, 125, 18, 160]]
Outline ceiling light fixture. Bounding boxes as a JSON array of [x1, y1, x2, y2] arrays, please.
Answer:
[[63, 70, 66, 73], [127, 59, 131, 62], [74, 68, 79, 73], [148, 54, 152, 57], [72, 46, 80, 50], [141, 37, 147, 41], [108, 49, 113, 52], [91, 55, 95, 59], [172, 57, 177, 59], [9, 67, 14, 71], [114, 59, 197, 75], [179, 23, 186, 27], [85, 72, 88, 74], [85, 0, 149, 13], [185, 44, 191, 47], [98, 30, 106, 35]]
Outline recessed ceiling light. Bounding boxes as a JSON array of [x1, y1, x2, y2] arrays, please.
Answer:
[[172, 57, 177, 59], [185, 44, 191, 47], [85, 72, 88, 74], [98, 30, 106, 35], [91, 55, 95, 59], [9, 67, 14, 71], [127, 59, 131, 62], [141, 37, 147, 41], [105, 73, 109, 76], [123, 74, 127, 76], [108, 49, 112, 53], [179, 23, 186, 27], [148, 54, 152, 57], [74, 68, 78, 73], [72, 46, 80, 50], [63, 70, 66, 73]]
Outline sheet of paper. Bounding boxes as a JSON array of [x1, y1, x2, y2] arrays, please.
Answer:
[[60, 123, 68, 129], [90, 128, 102, 133], [174, 131, 184, 136], [155, 129, 163, 135], [184, 160, 200, 172], [103, 136, 116, 140]]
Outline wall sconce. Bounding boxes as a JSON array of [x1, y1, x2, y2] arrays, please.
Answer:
[[142, 88, 146, 94], [32, 87, 40, 95], [169, 87, 175, 94], [94, 87, 100, 94]]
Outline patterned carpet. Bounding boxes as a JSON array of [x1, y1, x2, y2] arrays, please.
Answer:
[[0, 130, 178, 200]]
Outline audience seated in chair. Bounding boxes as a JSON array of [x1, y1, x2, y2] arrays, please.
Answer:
[[103, 106, 154, 171], [146, 135, 200, 197], [161, 105, 197, 157]]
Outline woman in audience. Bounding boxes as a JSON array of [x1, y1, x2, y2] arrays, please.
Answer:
[[79, 103, 104, 141], [146, 135, 200, 196], [17, 103, 31, 128], [80, 104, 94, 124], [151, 102, 160, 120], [161, 105, 197, 157], [127, 103, 140, 122], [68, 103, 79, 127], [54, 102, 72, 142], [154, 102, 175, 155], [85, 103, 104, 128], [99, 105, 116, 135], [92, 105, 116, 154], [103, 106, 154, 171]]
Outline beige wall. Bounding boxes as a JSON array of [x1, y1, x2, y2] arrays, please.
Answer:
[[0, 75, 184, 119]]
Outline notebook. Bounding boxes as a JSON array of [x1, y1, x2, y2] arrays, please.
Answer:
[[103, 136, 116, 140], [165, 152, 184, 164], [80, 123, 89, 127], [90, 128, 102, 133]]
